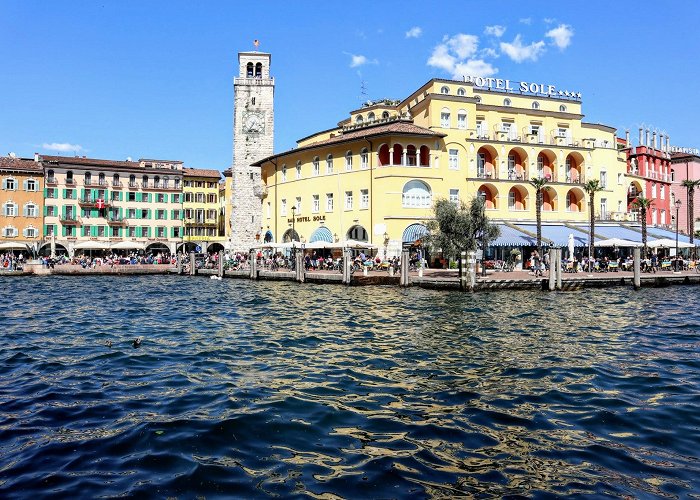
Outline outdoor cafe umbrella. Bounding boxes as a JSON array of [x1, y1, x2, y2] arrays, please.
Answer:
[[0, 242, 29, 251], [567, 233, 575, 259], [595, 238, 643, 248], [647, 238, 695, 249]]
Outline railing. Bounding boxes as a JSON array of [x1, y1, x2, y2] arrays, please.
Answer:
[[66, 178, 76, 185], [112, 180, 123, 188], [59, 215, 80, 224], [46, 177, 58, 185], [84, 179, 92, 186], [128, 182, 138, 188], [596, 211, 639, 222], [107, 216, 127, 225]]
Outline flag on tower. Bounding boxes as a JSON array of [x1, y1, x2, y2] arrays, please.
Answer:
[[253, 39, 259, 48]]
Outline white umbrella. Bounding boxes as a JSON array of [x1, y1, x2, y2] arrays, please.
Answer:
[[305, 241, 334, 249], [647, 238, 694, 249], [0, 242, 29, 251], [74, 240, 111, 250], [567, 233, 575, 259], [111, 241, 146, 250], [339, 239, 377, 249], [595, 238, 643, 248]]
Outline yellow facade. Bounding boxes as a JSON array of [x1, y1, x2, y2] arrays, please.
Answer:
[[0, 156, 44, 251], [255, 78, 629, 251], [182, 168, 225, 251]]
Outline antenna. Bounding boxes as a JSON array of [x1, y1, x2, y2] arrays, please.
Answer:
[[359, 80, 368, 104]]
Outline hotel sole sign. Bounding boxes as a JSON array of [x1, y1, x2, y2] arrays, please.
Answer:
[[463, 76, 581, 100]]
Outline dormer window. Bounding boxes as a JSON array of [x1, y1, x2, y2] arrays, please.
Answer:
[[532, 101, 540, 110], [441, 86, 450, 94], [382, 111, 390, 119], [503, 98, 512, 106], [368, 112, 375, 121], [559, 104, 567, 112], [355, 115, 363, 124], [457, 87, 466, 96]]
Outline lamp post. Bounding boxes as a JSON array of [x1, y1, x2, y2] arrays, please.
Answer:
[[479, 192, 487, 276], [291, 205, 296, 242], [675, 198, 682, 272]]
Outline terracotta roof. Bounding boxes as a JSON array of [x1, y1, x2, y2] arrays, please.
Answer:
[[183, 168, 222, 179], [252, 120, 444, 166], [40, 155, 140, 169], [0, 156, 42, 172]]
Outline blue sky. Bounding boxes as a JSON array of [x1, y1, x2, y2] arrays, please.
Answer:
[[2, 1, 699, 169]]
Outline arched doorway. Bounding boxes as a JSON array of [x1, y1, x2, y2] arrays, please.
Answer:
[[38, 243, 68, 257], [476, 146, 498, 179], [346, 225, 368, 242], [282, 229, 300, 242], [309, 226, 333, 243], [378, 144, 390, 166], [537, 150, 556, 181], [508, 186, 528, 211], [179, 242, 198, 254], [207, 242, 225, 254], [506, 147, 528, 180], [565, 188, 584, 212], [565, 152, 585, 183], [263, 230, 273, 243], [146, 242, 170, 255], [402, 223, 429, 245]]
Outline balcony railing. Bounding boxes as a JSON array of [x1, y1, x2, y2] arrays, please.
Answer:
[[46, 177, 58, 185], [112, 180, 123, 188], [107, 216, 128, 225], [78, 197, 111, 207], [59, 215, 80, 224], [84, 179, 92, 186], [65, 178, 76, 185]]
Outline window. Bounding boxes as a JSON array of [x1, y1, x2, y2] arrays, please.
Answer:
[[457, 87, 466, 96], [281, 198, 287, 216], [449, 189, 459, 205], [312, 194, 320, 213], [532, 101, 540, 110], [2, 226, 18, 237], [84, 172, 92, 185], [142, 175, 149, 187], [476, 119, 486, 138], [600, 198, 607, 219], [128, 227, 136, 238], [360, 149, 368, 170], [24, 227, 38, 238], [141, 226, 149, 237], [97, 226, 106, 237], [296, 161, 302, 179], [295, 196, 301, 214], [140, 209, 149, 219], [156, 193, 165, 203], [344, 191, 353, 210], [402, 180, 432, 208], [266, 202, 271, 219], [3, 202, 17, 216], [508, 191, 516, 209], [448, 149, 459, 170], [326, 193, 334, 212], [441, 86, 449, 94], [156, 227, 165, 238], [326, 155, 334, 174], [355, 115, 363, 124], [98, 173, 106, 186], [382, 111, 389, 119], [457, 112, 467, 130], [600, 171, 607, 189], [184, 192, 192, 203], [477, 153, 486, 177], [660, 185, 665, 200], [501, 122, 512, 136], [345, 152, 352, 171], [207, 209, 217, 219], [196, 193, 204, 203], [46, 188, 57, 199], [156, 210, 166, 220], [25, 179, 38, 191], [503, 98, 512, 106], [172, 194, 181, 203], [174, 178, 181, 189], [3, 177, 16, 190], [441, 109, 450, 128], [651, 182, 656, 198], [368, 112, 375, 121], [208, 193, 217, 203], [126, 208, 136, 219], [281, 165, 287, 182], [46, 205, 56, 217], [129, 175, 137, 187], [360, 189, 369, 209], [24, 203, 38, 217], [559, 104, 567, 112]]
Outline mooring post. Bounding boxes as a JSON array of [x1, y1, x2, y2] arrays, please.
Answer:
[[460, 251, 467, 292], [342, 248, 350, 285], [633, 247, 641, 290], [556, 248, 563, 290], [296, 252, 304, 283], [177, 254, 182, 275], [400, 248, 409, 287], [548, 248, 556, 291], [189, 251, 196, 276], [467, 250, 476, 291], [218, 251, 224, 278], [249, 250, 257, 279]]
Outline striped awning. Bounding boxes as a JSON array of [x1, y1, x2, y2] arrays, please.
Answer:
[[515, 224, 587, 247], [402, 223, 429, 243], [309, 226, 333, 243], [490, 224, 537, 247]]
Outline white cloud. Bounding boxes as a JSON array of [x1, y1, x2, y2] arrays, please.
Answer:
[[480, 47, 499, 58], [484, 25, 506, 37], [447, 34, 478, 59], [346, 53, 378, 68], [543, 17, 556, 24], [42, 142, 84, 153], [405, 26, 422, 38], [519, 17, 532, 25], [454, 60, 498, 78], [500, 35, 546, 62], [546, 24, 574, 50], [427, 44, 457, 72]]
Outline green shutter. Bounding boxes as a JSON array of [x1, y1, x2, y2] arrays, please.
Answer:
[[61, 205, 66, 218], [43, 224, 48, 236], [62, 225, 67, 237], [44, 188, 48, 197]]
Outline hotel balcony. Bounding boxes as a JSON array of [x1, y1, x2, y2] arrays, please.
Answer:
[[596, 211, 639, 222], [59, 214, 80, 224], [111, 180, 123, 188], [78, 197, 111, 207], [65, 178, 76, 186], [107, 215, 128, 225], [45, 177, 58, 185]]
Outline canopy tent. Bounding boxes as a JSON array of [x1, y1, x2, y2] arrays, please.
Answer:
[[110, 241, 146, 250], [74, 240, 111, 250], [595, 238, 643, 248], [338, 239, 377, 249], [402, 223, 429, 244], [0, 242, 30, 251], [647, 238, 695, 249]]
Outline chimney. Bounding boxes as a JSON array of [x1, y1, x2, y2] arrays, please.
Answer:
[[34, 152, 39, 162], [652, 131, 657, 151], [638, 127, 643, 146], [645, 128, 650, 147], [666, 134, 670, 153], [625, 130, 630, 148]]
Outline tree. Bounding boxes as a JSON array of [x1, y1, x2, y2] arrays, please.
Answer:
[[632, 195, 654, 257], [424, 197, 500, 265], [529, 177, 549, 256], [583, 179, 603, 265], [681, 179, 700, 244]]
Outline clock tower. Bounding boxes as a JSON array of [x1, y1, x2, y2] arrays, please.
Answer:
[[230, 50, 274, 251]]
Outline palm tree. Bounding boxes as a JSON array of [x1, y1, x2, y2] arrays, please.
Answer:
[[632, 196, 654, 257], [529, 177, 549, 256], [681, 179, 700, 244], [583, 180, 603, 266]]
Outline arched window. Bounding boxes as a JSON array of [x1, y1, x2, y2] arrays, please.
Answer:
[[367, 112, 375, 121], [559, 104, 567, 112], [402, 180, 432, 208], [378, 144, 390, 166], [440, 107, 451, 128], [47, 170, 55, 183], [142, 175, 149, 187], [129, 174, 136, 187], [382, 111, 390, 119], [326, 155, 334, 174], [84, 171, 92, 185], [296, 161, 302, 179], [503, 98, 512, 106], [345, 151, 353, 171], [255, 62, 262, 77], [457, 87, 466, 96], [355, 115, 363, 124], [532, 101, 540, 110], [113, 173, 120, 186], [281, 165, 287, 182], [163, 176, 169, 188], [154, 175, 160, 188], [360, 148, 369, 169], [457, 110, 467, 130], [312, 156, 320, 176], [441, 86, 450, 94], [246, 62, 254, 77], [65, 170, 73, 183], [98, 172, 105, 185]]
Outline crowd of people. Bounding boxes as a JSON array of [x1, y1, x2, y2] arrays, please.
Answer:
[[1, 252, 25, 271]]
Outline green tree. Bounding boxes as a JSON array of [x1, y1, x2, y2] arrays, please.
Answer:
[[424, 196, 500, 265], [681, 179, 700, 244], [529, 177, 549, 255], [583, 179, 603, 264], [632, 195, 654, 257]]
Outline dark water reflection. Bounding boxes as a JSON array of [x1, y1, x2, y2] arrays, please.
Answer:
[[1, 276, 699, 498]]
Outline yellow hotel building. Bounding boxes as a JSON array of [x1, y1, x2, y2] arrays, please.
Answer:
[[182, 168, 226, 253], [254, 77, 630, 255]]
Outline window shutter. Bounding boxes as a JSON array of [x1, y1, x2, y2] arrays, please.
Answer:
[[23, 204, 28, 217], [62, 225, 67, 237], [23, 180, 28, 191]]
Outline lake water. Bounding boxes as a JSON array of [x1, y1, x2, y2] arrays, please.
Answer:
[[1, 276, 699, 498]]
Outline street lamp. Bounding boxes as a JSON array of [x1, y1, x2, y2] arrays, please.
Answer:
[[479, 192, 487, 276], [383, 231, 389, 259], [291, 205, 297, 242], [675, 198, 682, 272]]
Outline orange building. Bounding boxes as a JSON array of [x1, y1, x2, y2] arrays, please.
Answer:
[[0, 155, 44, 254]]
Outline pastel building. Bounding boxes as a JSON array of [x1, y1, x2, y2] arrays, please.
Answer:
[[182, 168, 225, 253], [0, 155, 44, 252], [670, 149, 700, 235], [39, 155, 184, 256], [253, 77, 630, 254]]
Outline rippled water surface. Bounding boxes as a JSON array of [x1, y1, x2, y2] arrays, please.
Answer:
[[1, 276, 699, 498]]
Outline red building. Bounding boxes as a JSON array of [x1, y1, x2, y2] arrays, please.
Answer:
[[621, 128, 672, 227]]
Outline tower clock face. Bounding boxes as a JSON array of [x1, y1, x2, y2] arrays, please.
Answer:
[[242, 111, 265, 135]]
